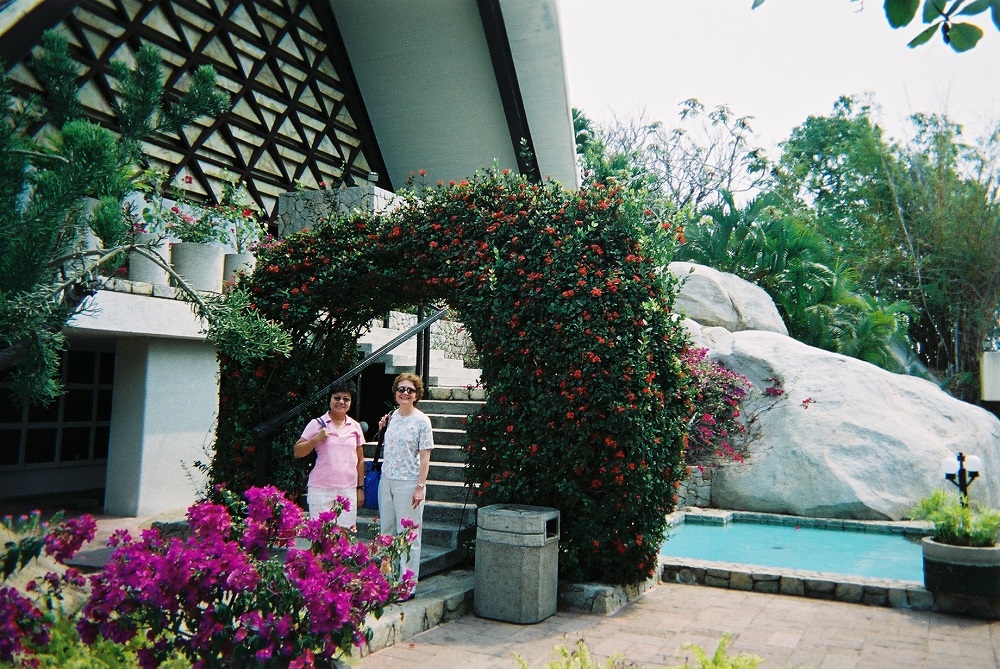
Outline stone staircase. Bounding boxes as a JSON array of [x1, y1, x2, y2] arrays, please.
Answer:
[[357, 322, 482, 388], [358, 394, 482, 577]]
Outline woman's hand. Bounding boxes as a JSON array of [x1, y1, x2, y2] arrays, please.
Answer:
[[411, 485, 425, 509], [378, 412, 392, 430], [357, 488, 365, 507]]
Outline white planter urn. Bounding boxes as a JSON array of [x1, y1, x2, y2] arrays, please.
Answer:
[[223, 252, 256, 285], [171, 242, 225, 293], [128, 233, 171, 285]]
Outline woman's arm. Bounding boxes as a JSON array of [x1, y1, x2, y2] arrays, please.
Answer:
[[293, 430, 325, 458], [411, 449, 431, 509]]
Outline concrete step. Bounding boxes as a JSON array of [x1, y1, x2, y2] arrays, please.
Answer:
[[420, 399, 484, 414], [358, 325, 483, 388]]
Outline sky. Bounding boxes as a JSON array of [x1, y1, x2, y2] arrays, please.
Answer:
[[556, 0, 1000, 156]]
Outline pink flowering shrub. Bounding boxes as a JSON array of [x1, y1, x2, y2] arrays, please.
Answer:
[[681, 348, 754, 468], [0, 510, 96, 663], [78, 486, 414, 668]]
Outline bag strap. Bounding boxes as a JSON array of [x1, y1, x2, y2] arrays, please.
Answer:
[[371, 415, 389, 468]]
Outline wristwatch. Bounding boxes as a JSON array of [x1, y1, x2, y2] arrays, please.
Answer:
[[415, 483, 425, 489], [356, 486, 363, 489]]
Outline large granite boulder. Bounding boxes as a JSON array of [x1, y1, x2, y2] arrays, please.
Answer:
[[685, 320, 1000, 520], [669, 261, 788, 335]]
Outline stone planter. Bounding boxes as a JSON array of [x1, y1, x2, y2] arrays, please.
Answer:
[[171, 241, 225, 293], [128, 233, 171, 285], [922, 536, 1000, 597], [223, 251, 256, 284]]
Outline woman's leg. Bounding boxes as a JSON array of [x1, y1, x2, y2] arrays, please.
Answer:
[[307, 486, 358, 528], [385, 478, 423, 585], [378, 477, 395, 536]]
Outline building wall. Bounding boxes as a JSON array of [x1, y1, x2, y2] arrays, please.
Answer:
[[105, 337, 216, 516]]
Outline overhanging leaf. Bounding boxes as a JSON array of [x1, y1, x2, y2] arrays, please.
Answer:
[[908, 21, 941, 45], [958, 0, 992, 15], [751, 0, 766, 8], [923, 0, 947, 22], [992, 0, 1000, 29], [886, 0, 921, 26], [947, 21, 985, 49]]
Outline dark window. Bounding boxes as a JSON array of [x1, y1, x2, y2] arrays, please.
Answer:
[[0, 395, 22, 424], [96, 389, 113, 421], [27, 401, 59, 423], [0, 431, 20, 465], [98, 352, 115, 385], [1, 348, 114, 469], [61, 427, 92, 461], [64, 389, 94, 423], [66, 350, 96, 384], [93, 426, 110, 459], [24, 429, 57, 464]]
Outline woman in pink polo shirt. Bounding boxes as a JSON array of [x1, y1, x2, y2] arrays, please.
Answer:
[[294, 380, 366, 528]]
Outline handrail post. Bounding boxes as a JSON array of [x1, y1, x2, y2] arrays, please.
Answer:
[[421, 312, 432, 391], [415, 306, 425, 381]]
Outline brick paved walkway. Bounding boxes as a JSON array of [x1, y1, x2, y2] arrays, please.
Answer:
[[354, 582, 1000, 669]]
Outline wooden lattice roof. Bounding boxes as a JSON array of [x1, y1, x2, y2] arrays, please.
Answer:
[[2, 0, 389, 217]]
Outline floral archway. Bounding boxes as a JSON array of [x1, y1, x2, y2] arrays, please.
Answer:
[[214, 169, 692, 584]]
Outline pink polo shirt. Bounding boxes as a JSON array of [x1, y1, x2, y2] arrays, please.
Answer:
[[299, 414, 364, 489]]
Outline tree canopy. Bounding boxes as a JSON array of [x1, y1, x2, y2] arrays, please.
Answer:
[[752, 0, 1000, 51]]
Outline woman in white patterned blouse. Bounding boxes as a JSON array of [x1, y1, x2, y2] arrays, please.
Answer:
[[377, 372, 434, 595]]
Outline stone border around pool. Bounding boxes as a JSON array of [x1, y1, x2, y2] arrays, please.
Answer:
[[657, 508, 1000, 619]]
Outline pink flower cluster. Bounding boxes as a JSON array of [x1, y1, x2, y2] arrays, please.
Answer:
[[42, 514, 97, 563], [0, 586, 49, 662], [0, 511, 96, 662], [77, 486, 414, 668]]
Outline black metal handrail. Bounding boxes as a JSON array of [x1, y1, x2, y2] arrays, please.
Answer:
[[250, 307, 449, 441]]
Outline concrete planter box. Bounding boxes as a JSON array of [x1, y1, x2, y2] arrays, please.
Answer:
[[922, 536, 1000, 597], [223, 251, 255, 284], [171, 242, 225, 293], [128, 233, 171, 285]]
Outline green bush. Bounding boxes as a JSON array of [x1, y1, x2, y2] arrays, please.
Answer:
[[0, 613, 190, 669], [515, 636, 762, 669], [216, 169, 693, 583], [910, 489, 1000, 547]]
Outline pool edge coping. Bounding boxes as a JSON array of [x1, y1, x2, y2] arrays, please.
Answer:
[[659, 507, 936, 613]]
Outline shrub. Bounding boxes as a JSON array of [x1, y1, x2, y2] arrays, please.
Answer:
[[910, 489, 1000, 547], [0, 510, 96, 664], [516, 635, 762, 669], [77, 486, 414, 668], [217, 169, 693, 584], [681, 348, 753, 468]]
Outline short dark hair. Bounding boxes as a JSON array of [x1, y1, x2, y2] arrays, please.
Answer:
[[330, 380, 357, 399]]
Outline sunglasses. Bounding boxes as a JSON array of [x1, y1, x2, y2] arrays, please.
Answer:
[[331, 396, 352, 403], [395, 387, 417, 395]]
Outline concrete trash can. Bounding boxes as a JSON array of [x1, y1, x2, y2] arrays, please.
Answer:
[[474, 504, 560, 623]]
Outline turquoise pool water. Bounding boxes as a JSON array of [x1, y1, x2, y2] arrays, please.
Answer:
[[660, 519, 924, 582]]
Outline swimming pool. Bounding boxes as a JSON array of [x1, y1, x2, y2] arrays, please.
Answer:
[[660, 511, 929, 583]]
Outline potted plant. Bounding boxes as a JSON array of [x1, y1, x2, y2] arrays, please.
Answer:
[[126, 171, 174, 285], [217, 176, 267, 283], [139, 172, 228, 292], [910, 489, 1000, 597]]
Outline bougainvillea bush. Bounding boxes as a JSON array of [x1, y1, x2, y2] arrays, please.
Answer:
[[681, 347, 754, 469], [217, 169, 693, 584], [78, 486, 414, 668], [0, 511, 96, 664]]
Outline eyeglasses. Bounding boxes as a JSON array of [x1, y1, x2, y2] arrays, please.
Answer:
[[395, 387, 417, 395], [331, 397, 352, 404]]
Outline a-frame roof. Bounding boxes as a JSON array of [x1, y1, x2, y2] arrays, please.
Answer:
[[0, 0, 577, 216]]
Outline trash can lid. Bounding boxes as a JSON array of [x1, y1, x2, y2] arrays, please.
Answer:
[[477, 504, 560, 535]]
